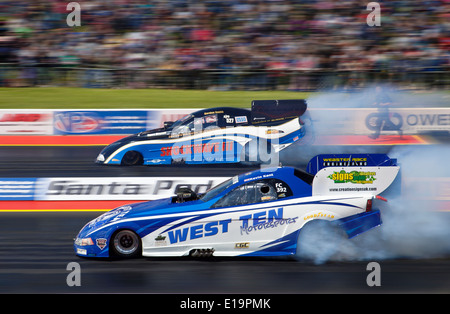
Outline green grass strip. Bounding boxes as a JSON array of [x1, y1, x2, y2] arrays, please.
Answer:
[[0, 87, 310, 109]]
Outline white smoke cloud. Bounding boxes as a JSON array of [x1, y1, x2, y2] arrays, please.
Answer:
[[296, 144, 450, 264]]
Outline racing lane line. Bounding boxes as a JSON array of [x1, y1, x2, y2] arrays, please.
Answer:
[[314, 135, 429, 146], [0, 200, 143, 212], [0, 134, 432, 146], [0, 135, 126, 146]]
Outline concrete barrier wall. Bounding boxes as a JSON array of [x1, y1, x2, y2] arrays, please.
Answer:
[[1, 108, 448, 136]]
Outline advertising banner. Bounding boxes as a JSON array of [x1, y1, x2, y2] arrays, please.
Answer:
[[53, 110, 150, 135], [0, 107, 447, 137], [0, 111, 53, 135], [353, 108, 450, 135], [34, 176, 229, 201], [0, 178, 37, 200]]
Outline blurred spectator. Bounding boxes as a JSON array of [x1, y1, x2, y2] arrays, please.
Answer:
[[0, 0, 448, 88]]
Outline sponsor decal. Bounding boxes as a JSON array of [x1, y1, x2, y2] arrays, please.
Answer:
[[239, 208, 298, 235], [154, 235, 167, 247], [235, 242, 250, 249], [203, 110, 224, 115], [265, 129, 284, 135], [243, 173, 273, 182], [167, 219, 232, 244], [328, 170, 376, 184], [235, 116, 248, 124], [322, 157, 368, 167], [303, 212, 335, 221], [96, 238, 107, 250]]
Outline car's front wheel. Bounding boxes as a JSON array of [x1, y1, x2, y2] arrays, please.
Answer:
[[121, 150, 143, 166], [110, 230, 142, 258]]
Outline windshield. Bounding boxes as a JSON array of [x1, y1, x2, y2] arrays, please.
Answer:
[[170, 114, 194, 129], [200, 177, 236, 202]]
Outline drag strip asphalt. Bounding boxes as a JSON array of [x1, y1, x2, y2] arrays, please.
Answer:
[[0, 144, 398, 178], [0, 144, 449, 294], [0, 146, 258, 178], [0, 211, 449, 294]]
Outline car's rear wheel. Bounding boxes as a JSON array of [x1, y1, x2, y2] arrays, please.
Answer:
[[110, 230, 142, 258], [121, 150, 143, 166]]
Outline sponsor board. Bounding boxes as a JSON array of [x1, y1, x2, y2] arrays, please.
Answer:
[[0, 108, 447, 136], [53, 110, 150, 135], [0, 111, 53, 135], [0, 109, 197, 136], [34, 177, 228, 201], [355, 108, 450, 135], [0, 178, 36, 200], [51, 109, 195, 135]]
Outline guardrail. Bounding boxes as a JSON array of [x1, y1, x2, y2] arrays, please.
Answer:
[[1, 65, 449, 90]]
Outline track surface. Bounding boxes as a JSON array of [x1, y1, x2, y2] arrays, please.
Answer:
[[0, 143, 409, 178], [0, 145, 449, 294], [0, 146, 259, 177], [1, 212, 449, 294]]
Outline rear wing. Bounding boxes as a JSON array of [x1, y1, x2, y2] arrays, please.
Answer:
[[306, 154, 400, 197], [251, 99, 307, 125]]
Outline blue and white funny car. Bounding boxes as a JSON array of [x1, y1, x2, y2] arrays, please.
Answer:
[[95, 99, 309, 166], [75, 153, 400, 259]]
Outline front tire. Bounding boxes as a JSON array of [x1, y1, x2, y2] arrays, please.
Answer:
[[121, 150, 143, 166], [110, 230, 142, 258]]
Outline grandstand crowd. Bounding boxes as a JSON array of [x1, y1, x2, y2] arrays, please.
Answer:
[[0, 0, 449, 87]]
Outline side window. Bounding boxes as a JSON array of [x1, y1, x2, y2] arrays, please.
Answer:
[[178, 116, 215, 134], [212, 182, 258, 208], [212, 179, 293, 208]]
